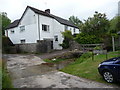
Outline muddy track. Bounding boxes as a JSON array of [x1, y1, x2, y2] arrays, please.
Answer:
[[3, 54, 119, 88]]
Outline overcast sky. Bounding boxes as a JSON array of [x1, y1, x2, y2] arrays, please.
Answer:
[[0, 0, 119, 22]]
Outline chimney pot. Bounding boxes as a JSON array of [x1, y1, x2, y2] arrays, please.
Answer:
[[45, 9, 50, 13]]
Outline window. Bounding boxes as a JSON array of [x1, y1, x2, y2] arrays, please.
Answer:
[[54, 35, 58, 42], [11, 30, 14, 34], [65, 25, 68, 30], [20, 26, 25, 32], [20, 39, 25, 44], [42, 24, 49, 31], [74, 28, 76, 32]]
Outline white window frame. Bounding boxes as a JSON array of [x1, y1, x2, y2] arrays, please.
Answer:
[[42, 24, 49, 32], [10, 30, 15, 34], [65, 25, 68, 30], [54, 35, 58, 42], [20, 26, 25, 32], [20, 39, 26, 44], [74, 28, 76, 33]]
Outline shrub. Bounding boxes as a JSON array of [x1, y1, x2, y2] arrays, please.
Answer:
[[74, 33, 102, 44], [60, 30, 73, 49]]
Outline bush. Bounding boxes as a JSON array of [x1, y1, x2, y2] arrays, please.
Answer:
[[60, 30, 73, 49], [74, 33, 102, 44], [2, 36, 14, 53]]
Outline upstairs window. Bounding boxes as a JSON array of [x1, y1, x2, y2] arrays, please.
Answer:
[[42, 24, 49, 32], [54, 35, 58, 42], [11, 30, 14, 34], [74, 28, 76, 32], [20, 26, 25, 32], [20, 39, 25, 44], [65, 25, 68, 30]]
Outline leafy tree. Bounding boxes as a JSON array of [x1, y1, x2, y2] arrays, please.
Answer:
[[69, 15, 82, 27], [81, 11, 109, 38], [0, 12, 11, 35], [75, 33, 102, 44], [60, 30, 73, 49], [109, 16, 120, 35]]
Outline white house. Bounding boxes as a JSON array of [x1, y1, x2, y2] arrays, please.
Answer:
[[5, 6, 79, 52]]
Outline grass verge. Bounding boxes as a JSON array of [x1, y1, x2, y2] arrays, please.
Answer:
[[60, 51, 120, 85], [2, 59, 13, 88]]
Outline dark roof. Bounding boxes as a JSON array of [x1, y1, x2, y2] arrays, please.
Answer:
[[28, 6, 78, 28], [6, 6, 78, 29], [6, 19, 20, 29]]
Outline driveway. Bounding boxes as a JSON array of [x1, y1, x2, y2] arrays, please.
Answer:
[[3, 54, 119, 88]]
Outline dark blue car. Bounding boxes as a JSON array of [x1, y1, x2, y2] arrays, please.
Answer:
[[98, 57, 120, 83]]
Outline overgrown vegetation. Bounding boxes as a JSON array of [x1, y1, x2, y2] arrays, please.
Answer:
[[2, 60, 13, 88], [0, 12, 11, 35], [68, 12, 120, 51], [75, 33, 102, 44], [60, 51, 120, 84], [60, 30, 73, 49], [2, 36, 14, 53]]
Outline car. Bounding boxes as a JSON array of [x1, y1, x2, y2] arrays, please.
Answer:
[[98, 57, 120, 83]]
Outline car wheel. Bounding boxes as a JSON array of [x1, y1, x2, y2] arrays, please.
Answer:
[[102, 71, 115, 83]]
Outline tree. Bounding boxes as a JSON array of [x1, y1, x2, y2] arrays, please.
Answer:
[[75, 33, 101, 44], [0, 12, 11, 35], [60, 30, 73, 49], [109, 16, 120, 35], [81, 11, 110, 38], [69, 15, 82, 27]]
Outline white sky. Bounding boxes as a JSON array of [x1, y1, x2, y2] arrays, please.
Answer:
[[0, 0, 119, 22]]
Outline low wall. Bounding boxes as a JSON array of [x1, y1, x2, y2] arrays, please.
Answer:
[[15, 40, 53, 53], [16, 43, 37, 53]]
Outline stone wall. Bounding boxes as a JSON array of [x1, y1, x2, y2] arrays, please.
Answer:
[[16, 43, 37, 53], [15, 39, 53, 53], [69, 40, 82, 51], [36, 40, 53, 53]]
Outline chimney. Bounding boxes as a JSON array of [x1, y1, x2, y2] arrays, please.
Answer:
[[45, 9, 50, 13]]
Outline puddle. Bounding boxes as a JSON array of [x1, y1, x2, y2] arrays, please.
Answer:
[[55, 59, 75, 70]]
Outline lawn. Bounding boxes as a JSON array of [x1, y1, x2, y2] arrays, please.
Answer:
[[60, 51, 120, 85]]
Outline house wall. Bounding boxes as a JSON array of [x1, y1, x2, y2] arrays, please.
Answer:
[[67, 26, 80, 35], [6, 8, 38, 44], [36, 14, 65, 50]]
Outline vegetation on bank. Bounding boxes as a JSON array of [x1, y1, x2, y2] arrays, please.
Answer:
[[2, 60, 13, 88], [60, 51, 120, 84]]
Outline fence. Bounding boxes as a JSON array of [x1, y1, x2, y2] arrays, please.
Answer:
[[91, 50, 120, 61]]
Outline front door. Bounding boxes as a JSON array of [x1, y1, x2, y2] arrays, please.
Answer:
[[51, 41, 53, 49]]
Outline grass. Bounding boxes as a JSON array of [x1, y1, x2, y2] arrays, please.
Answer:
[[2, 59, 13, 88], [60, 51, 120, 85]]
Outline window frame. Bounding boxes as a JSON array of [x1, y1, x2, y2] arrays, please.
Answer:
[[20, 26, 25, 32], [42, 24, 49, 32], [10, 30, 15, 34], [20, 39, 26, 44], [54, 35, 58, 42], [65, 25, 68, 30], [74, 28, 76, 33]]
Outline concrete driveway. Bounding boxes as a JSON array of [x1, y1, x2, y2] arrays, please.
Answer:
[[3, 54, 119, 88]]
